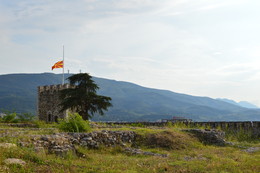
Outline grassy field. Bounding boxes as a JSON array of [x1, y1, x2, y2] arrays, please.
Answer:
[[0, 122, 259, 173]]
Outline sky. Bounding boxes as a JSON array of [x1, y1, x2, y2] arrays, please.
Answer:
[[1, 0, 260, 106]]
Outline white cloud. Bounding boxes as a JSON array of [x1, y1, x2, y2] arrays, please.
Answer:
[[1, 0, 260, 105]]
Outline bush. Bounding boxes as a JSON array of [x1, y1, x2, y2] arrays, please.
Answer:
[[1, 112, 17, 123], [58, 112, 91, 132], [0, 111, 36, 123], [16, 113, 35, 122]]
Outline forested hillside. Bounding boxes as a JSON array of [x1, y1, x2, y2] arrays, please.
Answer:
[[0, 73, 259, 121]]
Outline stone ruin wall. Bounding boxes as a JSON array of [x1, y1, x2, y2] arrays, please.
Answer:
[[38, 84, 71, 122], [17, 129, 227, 157]]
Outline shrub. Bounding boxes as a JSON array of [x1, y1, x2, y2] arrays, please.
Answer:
[[16, 113, 35, 123], [58, 112, 91, 132], [1, 112, 17, 123], [0, 111, 36, 123]]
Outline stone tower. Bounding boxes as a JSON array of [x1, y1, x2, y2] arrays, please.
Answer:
[[37, 84, 71, 122]]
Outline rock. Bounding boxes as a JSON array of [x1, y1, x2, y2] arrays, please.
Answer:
[[183, 155, 207, 161], [41, 136, 49, 141], [34, 147, 45, 153], [18, 142, 28, 147], [4, 158, 26, 166], [0, 143, 17, 148], [183, 156, 193, 161], [242, 147, 260, 153], [121, 143, 127, 147], [82, 137, 92, 141], [124, 148, 168, 157], [183, 129, 227, 146], [18, 130, 137, 156]]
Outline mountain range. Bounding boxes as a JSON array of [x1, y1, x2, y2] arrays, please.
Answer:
[[0, 73, 259, 121], [216, 98, 259, 109]]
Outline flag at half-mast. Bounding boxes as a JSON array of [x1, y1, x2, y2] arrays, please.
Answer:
[[52, 61, 63, 70]]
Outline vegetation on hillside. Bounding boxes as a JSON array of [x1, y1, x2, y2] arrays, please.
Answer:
[[1, 73, 260, 121]]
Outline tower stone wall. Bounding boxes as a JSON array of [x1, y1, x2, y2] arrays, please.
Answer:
[[38, 84, 71, 122]]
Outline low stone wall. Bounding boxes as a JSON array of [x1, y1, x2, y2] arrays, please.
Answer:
[[19, 130, 136, 156], [18, 129, 228, 156], [68, 130, 136, 148], [182, 129, 227, 146]]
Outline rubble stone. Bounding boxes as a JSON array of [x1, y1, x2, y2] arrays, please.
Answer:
[[242, 147, 260, 153], [183, 129, 227, 146], [124, 148, 168, 157], [0, 143, 17, 148], [4, 158, 26, 167]]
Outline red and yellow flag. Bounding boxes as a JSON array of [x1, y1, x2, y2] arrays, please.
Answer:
[[52, 61, 63, 70]]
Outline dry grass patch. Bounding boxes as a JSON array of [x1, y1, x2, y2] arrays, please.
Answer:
[[137, 130, 200, 150]]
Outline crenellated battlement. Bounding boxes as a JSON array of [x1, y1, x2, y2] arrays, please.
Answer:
[[37, 84, 74, 122], [38, 84, 72, 93]]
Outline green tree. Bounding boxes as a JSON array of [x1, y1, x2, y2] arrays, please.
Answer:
[[59, 73, 112, 120]]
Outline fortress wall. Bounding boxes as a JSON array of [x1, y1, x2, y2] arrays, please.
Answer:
[[37, 84, 71, 122], [105, 121, 260, 136]]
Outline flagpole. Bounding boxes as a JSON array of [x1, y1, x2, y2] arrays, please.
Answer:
[[62, 45, 65, 85]]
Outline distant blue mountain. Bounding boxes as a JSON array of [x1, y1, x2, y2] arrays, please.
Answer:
[[238, 101, 259, 109], [216, 98, 259, 109], [0, 73, 259, 121]]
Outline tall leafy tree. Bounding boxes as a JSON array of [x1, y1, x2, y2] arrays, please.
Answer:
[[59, 73, 112, 120]]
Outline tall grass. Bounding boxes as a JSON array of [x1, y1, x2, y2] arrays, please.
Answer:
[[166, 121, 207, 129], [224, 128, 259, 142]]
